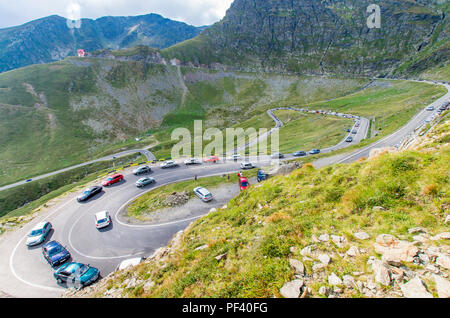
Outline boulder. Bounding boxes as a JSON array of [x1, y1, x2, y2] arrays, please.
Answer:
[[331, 235, 346, 247], [400, 277, 433, 298], [371, 260, 391, 286], [318, 254, 331, 265], [328, 273, 343, 286], [445, 215, 450, 224], [436, 253, 450, 269], [431, 232, 450, 241], [289, 259, 305, 276], [408, 227, 427, 234], [374, 234, 418, 263], [433, 274, 450, 298], [343, 275, 355, 288], [354, 232, 370, 240], [300, 245, 314, 257], [279, 279, 304, 298], [346, 246, 360, 257], [318, 234, 330, 242], [194, 244, 208, 251], [318, 286, 329, 296]]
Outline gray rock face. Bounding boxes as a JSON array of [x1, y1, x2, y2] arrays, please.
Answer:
[[328, 273, 343, 286], [166, 0, 447, 77], [371, 260, 391, 286], [289, 259, 305, 276]]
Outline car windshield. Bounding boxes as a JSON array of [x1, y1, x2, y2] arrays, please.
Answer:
[[106, 177, 112, 181], [97, 218, 108, 224], [48, 245, 62, 256], [241, 181, 248, 187], [83, 190, 90, 195], [29, 229, 42, 236]]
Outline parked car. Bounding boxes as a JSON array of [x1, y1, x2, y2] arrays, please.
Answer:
[[26, 222, 52, 246], [133, 166, 152, 175], [346, 128, 351, 133], [77, 186, 102, 202], [351, 130, 358, 134], [116, 257, 145, 271], [309, 149, 321, 155], [95, 211, 111, 229], [257, 170, 267, 182], [102, 174, 124, 187], [426, 106, 435, 111], [271, 153, 284, 159], [239, 177, 250, 191], [136, 177, 155, 188], [229, 154, 241, 161], [161, 160, 178, 169], [42, 241, 71, 267], [194, 187, 213, 202], [184, 158, 200, 165], [204, 156, 219, 163], [293, 151, 307, 157], [240, 162, 255, 169], [53, 262, 99, 288], [346, 136, 353, 143]]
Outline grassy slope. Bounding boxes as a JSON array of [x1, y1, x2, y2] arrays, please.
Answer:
[[94, 120, 449, 298]]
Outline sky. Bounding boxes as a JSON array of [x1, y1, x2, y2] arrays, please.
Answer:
[[0, 0, 234, 28]]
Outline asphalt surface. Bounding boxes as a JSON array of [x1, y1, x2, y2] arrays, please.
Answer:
[[0, 80, 448, 298]]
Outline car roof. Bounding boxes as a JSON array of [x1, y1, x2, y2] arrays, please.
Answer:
[[32, 221, 48, 230], [44, 240, 62, 249], [95, 211, 109, 219]]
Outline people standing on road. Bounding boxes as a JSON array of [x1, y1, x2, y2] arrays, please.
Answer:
[[227, 174, 230, 181], [194, 174, 198, 181]]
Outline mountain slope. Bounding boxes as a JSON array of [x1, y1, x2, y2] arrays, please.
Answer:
[[0, 13, 203, 73], [163, 0, 449, 78], [66, 117, 450, 298]]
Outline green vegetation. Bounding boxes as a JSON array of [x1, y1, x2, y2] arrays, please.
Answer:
[[127, 171, 257, 222], [97, 120, 449, 298]]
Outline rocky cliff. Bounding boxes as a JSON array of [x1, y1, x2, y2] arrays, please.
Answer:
[[164, 0, 449, 77]]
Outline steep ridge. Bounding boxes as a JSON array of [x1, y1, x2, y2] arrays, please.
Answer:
[[163, 0, 449, 77], [0, 13, 203, 73]]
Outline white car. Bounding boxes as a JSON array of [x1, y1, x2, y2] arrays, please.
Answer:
[[161, 160, 177, 169], [194, 187, 213, 202], [184, 158, 200, 165], [240, 162, 255, 170], [26, 221, 52, 246], [426, 106, 435, 111], [95, 211, 111, 229], [116, 257, 145, 271], [228, 154, 241, 161]]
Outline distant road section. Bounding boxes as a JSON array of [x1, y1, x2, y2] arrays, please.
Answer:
[[0, 149, 155, 192]]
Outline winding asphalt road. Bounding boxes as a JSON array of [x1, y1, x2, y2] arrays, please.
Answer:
[[0, 80, 448, 298]]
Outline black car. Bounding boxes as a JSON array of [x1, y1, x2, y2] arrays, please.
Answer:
[[346, 136, 353, 143], [271, 153, 285, 159], [77, 186, 102, 202]]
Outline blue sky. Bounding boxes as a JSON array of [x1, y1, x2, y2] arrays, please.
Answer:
[[0, 0, 234, 28]]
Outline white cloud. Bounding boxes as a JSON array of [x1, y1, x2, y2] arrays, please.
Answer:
[[0, 0, 234, 28]]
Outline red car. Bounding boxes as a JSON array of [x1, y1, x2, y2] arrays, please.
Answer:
[[102, 174, 124, 186], [239, 176, 250, 191], [204, 155, 219, 163]]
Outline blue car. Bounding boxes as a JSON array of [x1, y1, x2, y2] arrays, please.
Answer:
[[293, 151, 307, 157], [54, 262, 100, 288], [257, 169, 267, 182], [309, 149, 321, 155], [42, 241, 71, 267]]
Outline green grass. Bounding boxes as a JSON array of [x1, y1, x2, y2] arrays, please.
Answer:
[[94, 120, 449, 298]]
